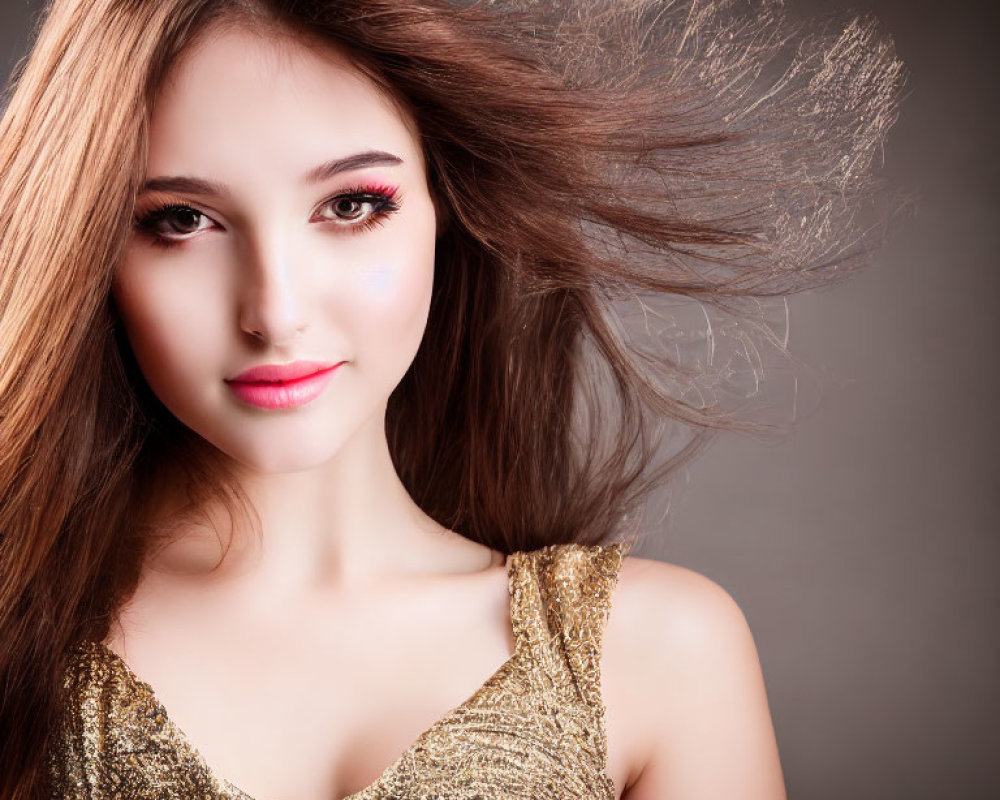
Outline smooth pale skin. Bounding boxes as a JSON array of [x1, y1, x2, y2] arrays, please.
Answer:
[[108, 22, 786, 800]]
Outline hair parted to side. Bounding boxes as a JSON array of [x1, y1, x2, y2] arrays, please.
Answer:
[[0, 0, 902, 795]]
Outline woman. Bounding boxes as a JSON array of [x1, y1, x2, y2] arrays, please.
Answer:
[[0, 0, 901, 798]]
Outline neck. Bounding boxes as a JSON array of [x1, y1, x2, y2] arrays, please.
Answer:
[[140, 408, 503, 598]]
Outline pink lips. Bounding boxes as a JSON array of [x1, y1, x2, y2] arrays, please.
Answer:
[[225, 360, 345, 409]]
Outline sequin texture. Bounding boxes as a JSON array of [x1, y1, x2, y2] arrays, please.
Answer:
[[47, 541, 632, 799]]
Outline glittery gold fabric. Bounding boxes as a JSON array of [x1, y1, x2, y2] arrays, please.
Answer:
[[47, 541, 632, 799]]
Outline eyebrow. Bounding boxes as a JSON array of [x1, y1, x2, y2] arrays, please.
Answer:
[[138, 149, 404, 197]]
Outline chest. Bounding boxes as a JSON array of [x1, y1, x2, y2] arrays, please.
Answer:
[[150, 643, 520, 799], [98, 573, 635, 799]]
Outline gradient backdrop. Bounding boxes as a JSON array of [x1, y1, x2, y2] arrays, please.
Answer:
[[3, 1, 997, 798]]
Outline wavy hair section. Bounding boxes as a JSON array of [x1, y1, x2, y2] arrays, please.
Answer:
[[0, 0, 902, 796], [369, 0, 904, 548]]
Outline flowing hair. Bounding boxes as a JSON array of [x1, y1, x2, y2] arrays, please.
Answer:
[[0, 0, 902, 795]]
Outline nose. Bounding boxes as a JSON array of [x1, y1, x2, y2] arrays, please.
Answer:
[[237, 230, 309, 346]]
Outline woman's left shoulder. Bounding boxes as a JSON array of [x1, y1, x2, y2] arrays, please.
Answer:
[[602, 554, 786, 799], [609, 553, 753, 648], [605, 553, 764, 707]]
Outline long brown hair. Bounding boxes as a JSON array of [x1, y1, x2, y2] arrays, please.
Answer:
[[0, 0, 902, 795]]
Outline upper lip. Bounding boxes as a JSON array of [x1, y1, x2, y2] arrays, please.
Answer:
[[227, 360, 344, 383]]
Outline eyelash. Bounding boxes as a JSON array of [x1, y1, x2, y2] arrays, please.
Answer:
[[132, 183, 402, 250]]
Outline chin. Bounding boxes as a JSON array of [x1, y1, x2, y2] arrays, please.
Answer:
[[208, 411, 369, 476], [222, 434, 347, 476]]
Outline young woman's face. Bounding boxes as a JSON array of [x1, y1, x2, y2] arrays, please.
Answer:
[[113, 26, 438, 473]]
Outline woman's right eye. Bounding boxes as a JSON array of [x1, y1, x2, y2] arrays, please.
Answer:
[[134, 204, 214, 245]]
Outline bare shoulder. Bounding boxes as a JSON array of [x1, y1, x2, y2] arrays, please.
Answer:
[[602, 554, 787, 800], [609, 555, 756, 660]]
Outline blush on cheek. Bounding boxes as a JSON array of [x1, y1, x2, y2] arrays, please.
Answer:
[[354, 257, 434, 349], [359, 260, 396, 296], [357, 258, 432, 310]]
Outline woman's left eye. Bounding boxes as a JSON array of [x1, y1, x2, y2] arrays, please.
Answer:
[[325, 197, 369, 221], [317, 188, 401, 231]]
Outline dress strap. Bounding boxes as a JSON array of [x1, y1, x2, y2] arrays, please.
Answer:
[[507, 541, 632, 711]]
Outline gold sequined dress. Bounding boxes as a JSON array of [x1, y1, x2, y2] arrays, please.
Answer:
[[47, 541, 632, 799]]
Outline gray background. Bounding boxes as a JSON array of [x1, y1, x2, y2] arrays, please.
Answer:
[[3, 0, 997, 798]]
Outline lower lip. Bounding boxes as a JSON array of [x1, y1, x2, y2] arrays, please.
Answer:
[[226, 363, 344, 410]]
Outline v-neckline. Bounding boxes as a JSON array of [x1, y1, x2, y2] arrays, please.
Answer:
[[91, 553, 522, 800]]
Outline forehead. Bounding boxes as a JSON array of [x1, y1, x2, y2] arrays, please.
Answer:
[[146, 24, 422, 182]]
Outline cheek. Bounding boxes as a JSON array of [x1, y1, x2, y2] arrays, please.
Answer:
[[111, 260, 226, 402], [357, 257, 430, 310], [351, 245, 435, 360]]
